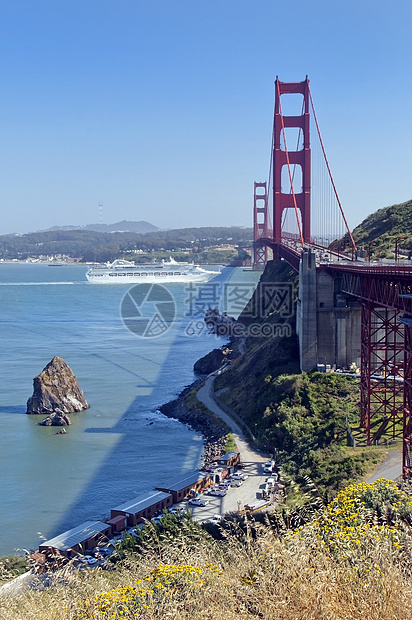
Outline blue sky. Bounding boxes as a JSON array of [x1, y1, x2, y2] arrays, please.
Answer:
[[1, 0, 411, 235]]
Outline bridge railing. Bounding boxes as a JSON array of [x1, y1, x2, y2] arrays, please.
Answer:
[[325, 262, 412, 277]]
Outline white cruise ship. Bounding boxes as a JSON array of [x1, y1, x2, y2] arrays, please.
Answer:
[[86, 258, 218, 284]]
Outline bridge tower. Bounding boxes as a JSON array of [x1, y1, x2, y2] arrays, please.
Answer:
[[273, 77, 311, 250], [252, 182, 269, 269], [253, 78, 311, 266]]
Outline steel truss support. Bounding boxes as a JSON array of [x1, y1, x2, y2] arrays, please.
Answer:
[[253, 181, 269, 269], [403, 321, 412, 478], [360, 303, 404, 445]]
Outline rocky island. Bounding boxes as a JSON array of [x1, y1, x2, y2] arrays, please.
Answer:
[[26, 356, 89, 425]]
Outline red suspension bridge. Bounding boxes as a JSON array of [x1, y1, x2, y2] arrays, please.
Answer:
[[252, 77, 412, 479]]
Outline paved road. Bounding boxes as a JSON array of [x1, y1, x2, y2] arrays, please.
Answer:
[[366, 447, 402, 483], [194, 374, 404, 520], [190, 375, 274, 521]]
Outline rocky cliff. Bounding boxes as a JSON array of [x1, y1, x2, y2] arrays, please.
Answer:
[[26, 356, 89, 415]]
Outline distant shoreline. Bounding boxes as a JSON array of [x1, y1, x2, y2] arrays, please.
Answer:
[[0, 260, 85, 266]]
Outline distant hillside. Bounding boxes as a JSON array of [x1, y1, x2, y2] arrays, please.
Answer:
[[39, 220, 159, 234], [343, 198, 412, 259], [0, 226, 252, 262]]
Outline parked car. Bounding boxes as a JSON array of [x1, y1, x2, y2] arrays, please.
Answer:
[[230, 479, 243, 487], [207, 488, 227, 497], [98, 546, 114, 557], [219, 481, 231, 489], [263, 460, 275, 474], [188, 497, 209, 507], [83, 555, 98, 565], [168, 506, 185, 515], [73, 556, 88, 568], [210, 515, 223, 524], [232, 473, 248, 481]]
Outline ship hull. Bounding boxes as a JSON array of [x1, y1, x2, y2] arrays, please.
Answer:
[[86, 265, 217, 284]]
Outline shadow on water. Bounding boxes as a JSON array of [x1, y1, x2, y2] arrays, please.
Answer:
[[48, 267, 238, 540], [10, 322, 160, 386], [0, 405, 26, 414], [50, 343, 205, 538]]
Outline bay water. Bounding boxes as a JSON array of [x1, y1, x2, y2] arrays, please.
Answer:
[[0, 263, 259, 556]]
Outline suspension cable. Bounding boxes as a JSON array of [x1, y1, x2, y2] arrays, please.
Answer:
[[307, 83, 357, 252], [276, 79, 305, 247]]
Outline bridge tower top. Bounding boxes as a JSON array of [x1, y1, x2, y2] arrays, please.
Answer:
[[273, 77, 311, 245]]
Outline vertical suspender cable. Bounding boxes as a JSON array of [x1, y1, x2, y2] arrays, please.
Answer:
[[307, 83, 357, 252]]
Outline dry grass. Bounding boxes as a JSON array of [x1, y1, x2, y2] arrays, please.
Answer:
[[2, 482, 412, 620], [2, 535, 412, 620]]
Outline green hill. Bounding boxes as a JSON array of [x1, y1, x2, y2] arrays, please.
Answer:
[[344, 198, 412, 259], [0, 226, 252, 263]]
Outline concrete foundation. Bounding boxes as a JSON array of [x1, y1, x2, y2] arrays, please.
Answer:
[[296, 248, 361, 372]]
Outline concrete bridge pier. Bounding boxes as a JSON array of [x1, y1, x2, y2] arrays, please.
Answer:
[[296, 248, 361, 372]]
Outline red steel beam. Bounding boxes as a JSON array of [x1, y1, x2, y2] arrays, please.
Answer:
[[403, 319, 412, 478], [360, 304, 404, 445]]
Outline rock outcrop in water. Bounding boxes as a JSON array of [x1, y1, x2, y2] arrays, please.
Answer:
[[38, 408, 72, 426], [26, 356, 89, 416]]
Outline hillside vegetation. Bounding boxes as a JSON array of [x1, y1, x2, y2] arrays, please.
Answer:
[[342, 198, 412, 259], [0, 226, 252, 263], [218, 370, 381, 499]]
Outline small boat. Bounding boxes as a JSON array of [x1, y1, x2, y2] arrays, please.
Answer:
[[86, 258, 218, 284]]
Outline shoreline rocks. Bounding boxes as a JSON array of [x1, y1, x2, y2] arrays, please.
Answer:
[[27, 356, 89, 416], [193, 347, 228, 374], [159, 381, 229, 468]]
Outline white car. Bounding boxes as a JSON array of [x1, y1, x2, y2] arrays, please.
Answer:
[[168, 506, 185, 515], [210, 515, 223, 524], [230, 479, 243, 487], [207, 488, 227, 497], [263, 460, 275, 472], [232, 473, 248, 481], [188, 497, 209, 507], [218, 481, 231, 489]]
